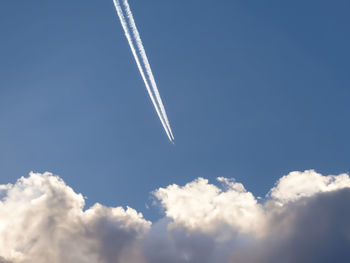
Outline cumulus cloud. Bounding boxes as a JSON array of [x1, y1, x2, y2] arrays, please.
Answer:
[[0, 172, 150, 263], [230, 188, 350, 263], [268, 170, 350, 204], [0, 170, 350, 263], [153, 177, 265, 238]]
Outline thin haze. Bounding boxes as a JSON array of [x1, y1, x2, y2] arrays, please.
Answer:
[[113, 0, 174, 142]]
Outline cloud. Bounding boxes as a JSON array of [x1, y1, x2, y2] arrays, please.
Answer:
[[0, 257, 13, 263], [230, 189, 350, 263], [268, 170, 350, 204], [0, 170, 350, 263], [153, 177, 265, 238], [0, 172, 150, 263]]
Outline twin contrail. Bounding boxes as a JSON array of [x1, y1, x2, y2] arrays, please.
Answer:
[[113, 0, 174, 143]]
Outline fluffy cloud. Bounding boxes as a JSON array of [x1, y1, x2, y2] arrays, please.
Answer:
[[268, 170, 350, 204], [153, 177, 265, 238], [230, 189, 350, 263], [0, 170, 350, 263], [0, 172, 150, 263]]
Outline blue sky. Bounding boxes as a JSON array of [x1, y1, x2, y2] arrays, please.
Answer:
[[0, 0, 349, 221]]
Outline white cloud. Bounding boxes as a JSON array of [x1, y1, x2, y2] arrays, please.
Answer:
[[0, 172, 150, 263], [153, 177, 265, 238], [1, 170, 350, 263], [268, 170, 350, 204]]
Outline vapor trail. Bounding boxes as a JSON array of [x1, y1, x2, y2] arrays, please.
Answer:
[[121, 0, 174, 141], [112, 0, 172, 141], [113, 0, 174, 142]]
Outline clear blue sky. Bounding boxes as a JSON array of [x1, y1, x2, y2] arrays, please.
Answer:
[[0, 0, 349, 220]]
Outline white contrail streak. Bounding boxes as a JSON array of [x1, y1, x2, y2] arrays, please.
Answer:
[[121, 0, 174, 141], [112, 0, 172, 141], [113, 0, 174, 142]]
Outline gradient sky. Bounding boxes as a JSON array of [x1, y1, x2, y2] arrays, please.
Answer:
[[0, 0, 349, 220]]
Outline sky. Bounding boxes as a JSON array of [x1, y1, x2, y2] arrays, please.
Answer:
[[1, 1, 350, 262], [1, 0, 350, 224]]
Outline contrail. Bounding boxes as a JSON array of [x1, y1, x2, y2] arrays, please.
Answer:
[[113, 0, 174, 142], [121, 0, 174, 141], [112, 0, 172, 141]]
